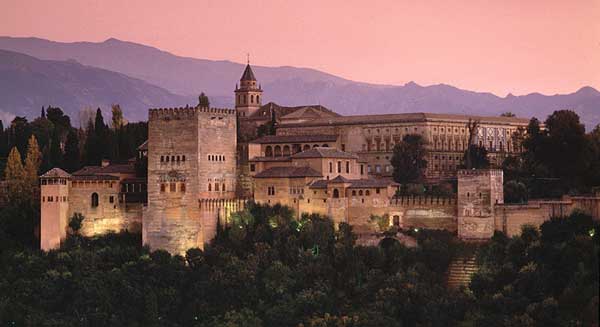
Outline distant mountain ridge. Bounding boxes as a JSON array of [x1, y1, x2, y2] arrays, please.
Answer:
[[0, 49, 193, 123], [0, 36, 598, 127]]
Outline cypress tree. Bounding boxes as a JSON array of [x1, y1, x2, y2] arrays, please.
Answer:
[[4, 147, 25, 201], [64, 129, 81, 172], [24, 135, 41, 188]]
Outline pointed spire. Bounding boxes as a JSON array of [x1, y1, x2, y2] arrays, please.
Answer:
[[240, 63, 256, 81]]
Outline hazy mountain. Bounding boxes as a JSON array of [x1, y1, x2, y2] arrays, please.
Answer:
[[0, 36, 599, 128], [0, 49, 196, 124]]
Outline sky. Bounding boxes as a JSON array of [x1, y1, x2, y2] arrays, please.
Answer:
[[1, 0, 599, 96]]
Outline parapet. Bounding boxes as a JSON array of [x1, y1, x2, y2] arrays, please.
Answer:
[[457, 169, 503, 177], [389, 195, 457, 206], [148, 106, 236, 120]]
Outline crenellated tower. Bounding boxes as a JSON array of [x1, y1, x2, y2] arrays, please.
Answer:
[[234, 61, 262, 117]]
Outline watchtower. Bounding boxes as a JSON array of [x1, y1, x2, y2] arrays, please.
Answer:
[[457, 169, 503, 239], [40, 168, 71, 250], [234, 61, 262, 117]]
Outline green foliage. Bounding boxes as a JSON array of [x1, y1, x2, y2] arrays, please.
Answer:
[[463, 144, 489, 169], [470, 212, 599, 326], [390, 134, 428, 184], [369, 214, 390, 233], [504, 180, 528, 203], [198, 92, 210, 108], [68, 213, 85, 234]]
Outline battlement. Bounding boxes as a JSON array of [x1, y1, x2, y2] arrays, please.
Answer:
[[457, 169, 503, 177], [148, 106, 236, 120], [390, 195, 456, 206]]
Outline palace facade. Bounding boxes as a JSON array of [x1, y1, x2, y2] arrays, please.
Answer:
[[39, 64, 600, 254]]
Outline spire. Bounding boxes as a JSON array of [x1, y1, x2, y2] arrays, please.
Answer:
[[240, 63, 256, 81]]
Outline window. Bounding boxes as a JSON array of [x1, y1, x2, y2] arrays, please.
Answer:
[[265, 146, 273, 157], [222, 183, 226, 192], [329, 162, 333, 173], [359, 190, 363, 196], [161, 184, 166, 192], [176, 155, 180, 162], [267, 186, 276, 196], [109, 196, 114, 203], [341, 144, 346, 151], [251, 95, 254, 103], [352, 190, 356, 196], [250, 164, 256, 172], [243, 94, 247, 104], [166, 156, 170, 162], [181, 183, 186, 192], [346, 161, 350, 173], [182, 155, 186, 162], [208, 184, 212, 192], [256, 95, 260, 103], [393, 215, 400, 226], [91, 193, 99, 207], [375, 165, 381, 173], [333, 189, 340, 198], [376, 188, 380, 194], [160, 155, 164, 162], [215, 183, 219, 191], [365, 190, 371, 196], [170, 183, 176, 192], [360, 164, 364, 175], [337, 161, 341, 173]]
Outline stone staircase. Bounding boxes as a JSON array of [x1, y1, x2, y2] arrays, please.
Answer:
[[447, 254, 478, 289]]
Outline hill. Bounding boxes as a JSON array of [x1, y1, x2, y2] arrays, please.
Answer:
[[0, 49, 193, 123], [0, 36, 598, 127]]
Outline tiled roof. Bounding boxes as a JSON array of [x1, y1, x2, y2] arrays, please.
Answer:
[[248, 156, 292, 162], [246, 102, 340, 120], [291, 147, 358, 159], [254, 166, 322, 178], [72, 163, 135, 175], [279, 112, 530, 128], [309, 177, 398, 189], [240, 64, 256, 81], [40, 168, 71, 178], [251, 134, 338, 144], [71, 175, 119, 181], [137, 140, 148, 151]]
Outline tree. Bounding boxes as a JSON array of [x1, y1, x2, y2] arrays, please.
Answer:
[[501, 112, 516, 117], [198, 92, 210, 108], [463, 144, 489, 169], [390, 134, 428, 184], [24, 135, 41, 189], [63, 129, 81, 172], [4, 147, 25, 201], [111, 104, 125, 129], [504, 180, 528, 203], [68, 213, 85, 234]]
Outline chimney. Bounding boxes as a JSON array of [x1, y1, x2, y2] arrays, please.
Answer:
[[101, 159, 110, 167]]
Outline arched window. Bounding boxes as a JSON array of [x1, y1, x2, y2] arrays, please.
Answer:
[[303, 144, 311, 151], [274, 145, 282, 157], [333, 189, 340, 198], [359, 190, 363, 196], [322, 144, 329, 147], [91, 193, 99, 207], [393, 215, 400, 226], [365, 190, 371, 196], [243, 95, 247, 104], [329, 162, 333, 173], [283, 145, 290, 156], [256, 95, 260, 103], [265, 146, 273, 157], [215, 183, 219, 191], [313, 144, 319, 148], [222, 183, 226, 192], [251, 95, 254, 103], [352, 190, 356, 196], [180, 183, 186, 192], [208, 184, 212, 192]]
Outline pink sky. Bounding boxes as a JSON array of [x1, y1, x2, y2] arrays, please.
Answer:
[[1, 0, 599, 96]]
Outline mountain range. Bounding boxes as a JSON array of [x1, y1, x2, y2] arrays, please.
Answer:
[[0, 36, 598, 128]]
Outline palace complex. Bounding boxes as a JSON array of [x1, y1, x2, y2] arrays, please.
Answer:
[[40, 64, 600, 254]]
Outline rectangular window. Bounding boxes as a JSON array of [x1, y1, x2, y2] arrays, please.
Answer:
[[375, 165, 381, 173], [180, 183, 186, 192], [341, 144, 346, 151], [250, 164, 256, 172], [170, 183, 176, 192], [346, 161, 350, 173], [160, 184, 166, 192], [329, 162, 333, 173], [109, 196, 114, 203], [360, 164, 364, 175], [337, 161, 341, 173], [367, 165, 372, 173]]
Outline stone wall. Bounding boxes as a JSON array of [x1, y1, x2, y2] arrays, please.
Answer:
[[457, 169, 503, 239]]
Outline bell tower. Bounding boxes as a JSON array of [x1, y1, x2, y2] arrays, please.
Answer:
[[235, 57, 262, 117]]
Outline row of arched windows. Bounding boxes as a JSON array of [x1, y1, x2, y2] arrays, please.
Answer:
[[208, 154, 226, 162], [160, 182, 186, 193], [264, 144, 329, 157], [160, 155, 186, 163], [42, 195, 68, 202], [208, 183, 227, 192], [237, 94, 260, 105]]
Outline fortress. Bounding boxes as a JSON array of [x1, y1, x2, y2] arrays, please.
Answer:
[[40, 64, 600, 254]]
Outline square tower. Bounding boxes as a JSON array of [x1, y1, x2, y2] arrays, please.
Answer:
[[143, 106, 237, 254], [457, 169, 503, 240]]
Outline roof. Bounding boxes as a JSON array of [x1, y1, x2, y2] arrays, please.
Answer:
[[40, 168, 71, 178], [278, 112, 530, 128], [137, 140, 148, 151], [245, 102, 340, 121], [291, 147, 358, 159], [71, 175, 120, 181], [254, 166, 322, 178], [251, 134, 338, 144], [248, 156, 292, 162], [240, 64, 256, 81], [309, 177, 398, 189]]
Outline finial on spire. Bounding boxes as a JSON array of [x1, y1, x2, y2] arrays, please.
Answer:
[[247, 53, 250, 64]]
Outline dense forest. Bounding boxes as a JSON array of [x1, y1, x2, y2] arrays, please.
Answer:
[[0, 203, 597, 326]]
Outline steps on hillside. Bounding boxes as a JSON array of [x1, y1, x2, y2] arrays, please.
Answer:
[[447, 255, 478, 289]]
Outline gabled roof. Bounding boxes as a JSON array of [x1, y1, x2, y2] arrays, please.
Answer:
[[254, 166, 322, 178], [240, 64, 256, 81], [73, 164, 135, 175], [251, 134, 338, 144], [291, 147, 358, 159], [40, 168, 71, 178], [246, 102, 340, 121]]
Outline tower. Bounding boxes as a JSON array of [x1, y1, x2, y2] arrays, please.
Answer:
[[40, 168, 71, 251], [457, 169, 504, 240], [235, 59, 262, 117], [143, 106, 237, 255]]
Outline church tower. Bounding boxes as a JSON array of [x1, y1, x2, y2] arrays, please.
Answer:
[[235, 61, 262, 117]]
